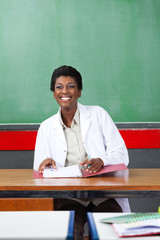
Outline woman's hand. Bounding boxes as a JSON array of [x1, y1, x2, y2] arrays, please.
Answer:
[[80, 157, 104, 173], [38, 158, 57, 173]]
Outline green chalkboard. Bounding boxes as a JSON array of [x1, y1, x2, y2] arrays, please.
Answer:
[[0, 0, 160, 123]]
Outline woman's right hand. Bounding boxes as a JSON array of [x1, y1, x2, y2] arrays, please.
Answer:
[[38, 158, 57, 173]]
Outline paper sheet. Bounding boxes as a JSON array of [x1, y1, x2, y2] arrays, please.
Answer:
[[43, 164, 82, 178], [113, 219, 160, 237]]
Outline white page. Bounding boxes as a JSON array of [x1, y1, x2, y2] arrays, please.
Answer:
[[43, 164, 82, 178], [113, 219, 160, 237]]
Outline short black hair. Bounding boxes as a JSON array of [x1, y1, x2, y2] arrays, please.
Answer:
[[50, 65, 82, 91]]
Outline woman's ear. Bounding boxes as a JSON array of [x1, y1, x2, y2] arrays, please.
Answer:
[[78, 90, 81, 98]]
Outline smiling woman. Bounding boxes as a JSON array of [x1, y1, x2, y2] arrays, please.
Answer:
[[33, 65, 130, 239]]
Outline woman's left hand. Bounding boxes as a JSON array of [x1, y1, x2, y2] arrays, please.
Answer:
[[80, 157, 104, 173]]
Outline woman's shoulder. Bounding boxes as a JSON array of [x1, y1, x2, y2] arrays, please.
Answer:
[[78, 103, 108, 115], [39, 113, 59, 129]]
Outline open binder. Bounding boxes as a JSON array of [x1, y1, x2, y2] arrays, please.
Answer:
[[33, 163, 127, 178], [112, 218, 160, 238]]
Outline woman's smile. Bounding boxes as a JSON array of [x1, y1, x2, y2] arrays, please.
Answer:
[[60, 96, 71, 102]]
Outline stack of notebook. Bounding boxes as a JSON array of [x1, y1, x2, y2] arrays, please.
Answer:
[[101, 213, 160, 237]]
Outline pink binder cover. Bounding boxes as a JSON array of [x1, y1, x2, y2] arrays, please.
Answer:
[[112, 224, 160, 238], [33, 171, 44, 179], [33, 163, 128, 179], [82, 163, 128, 178]]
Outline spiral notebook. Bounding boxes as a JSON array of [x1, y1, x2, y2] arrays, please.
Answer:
[[100, 213, 160, 224]]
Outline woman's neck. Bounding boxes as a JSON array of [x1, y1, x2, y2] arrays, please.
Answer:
[[61, 105, 77, 128]]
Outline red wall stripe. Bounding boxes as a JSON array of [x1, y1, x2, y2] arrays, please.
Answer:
[[119, 129, 160, 149], [0, 131, 37, 150], [0, 129, 160, 150]]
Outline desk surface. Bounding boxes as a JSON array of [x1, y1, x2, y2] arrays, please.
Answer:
[[87, 212, 160, 240], [0, 169, 160, 198], [0, 211, 74, 239], [0, 169, 160, 190]]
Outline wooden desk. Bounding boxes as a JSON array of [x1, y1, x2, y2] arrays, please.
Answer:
[[0, 169, 160, 198]]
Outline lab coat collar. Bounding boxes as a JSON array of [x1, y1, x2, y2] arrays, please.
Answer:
[[78, 103, 91, 119], [52, 103, 91, 140]]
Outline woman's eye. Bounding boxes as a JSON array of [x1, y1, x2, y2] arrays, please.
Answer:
[[56, 85, 62, 89], [68, 85, 75, 88]]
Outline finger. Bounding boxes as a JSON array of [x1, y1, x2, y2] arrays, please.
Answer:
[[51, 160, 57, 169], [38, 158, 52, 173], [89, 159, 103, 172], [84, 159, 92, 168], [80, 159, 89, 165], [91, 164, 100, 172], [38, 165, 44, 173], [38, 163, 47, 173]]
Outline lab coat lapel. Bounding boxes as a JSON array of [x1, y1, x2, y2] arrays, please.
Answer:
[[78, 103, 91, 141], [53, 112, 66, 145]]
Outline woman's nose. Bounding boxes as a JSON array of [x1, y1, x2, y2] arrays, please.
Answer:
[[62, 86, 68, 93]]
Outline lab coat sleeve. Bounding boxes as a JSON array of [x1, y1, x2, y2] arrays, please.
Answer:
[[33, 125, 51, 170], [98, 107, 129, 166]]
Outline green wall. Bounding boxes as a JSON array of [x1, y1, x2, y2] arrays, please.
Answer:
[[0, 0, 160, 123]]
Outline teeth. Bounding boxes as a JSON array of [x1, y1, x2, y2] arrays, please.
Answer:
[[61, 97, 70, 100]]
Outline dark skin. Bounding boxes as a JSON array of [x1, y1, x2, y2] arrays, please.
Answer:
[[38, 76, 104, 173]]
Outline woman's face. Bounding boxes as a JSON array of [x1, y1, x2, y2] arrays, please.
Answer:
[[53, 76, 81, 111]]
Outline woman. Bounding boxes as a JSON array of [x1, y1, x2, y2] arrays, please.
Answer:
[[34, 65, 130, 239]]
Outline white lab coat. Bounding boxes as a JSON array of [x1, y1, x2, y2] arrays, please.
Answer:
[[34, 103, 130, 212]]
